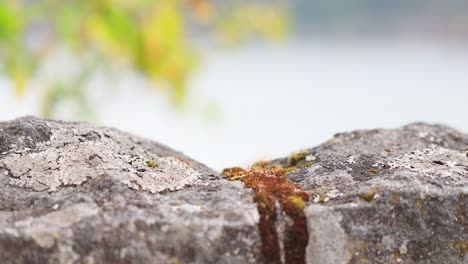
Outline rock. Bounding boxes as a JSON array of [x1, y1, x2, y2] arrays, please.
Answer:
[[0, 117, 467, 264], [0, 117, 260, 264], [275, 123, 468, 264]]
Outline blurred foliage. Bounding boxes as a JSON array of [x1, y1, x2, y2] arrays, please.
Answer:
[[0, 0, 288, 118]]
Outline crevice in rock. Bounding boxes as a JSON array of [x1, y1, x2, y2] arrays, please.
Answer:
[[222, 163, 310, 264]]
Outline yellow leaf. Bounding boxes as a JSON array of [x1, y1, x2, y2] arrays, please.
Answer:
[[13, 70, 26, 96]]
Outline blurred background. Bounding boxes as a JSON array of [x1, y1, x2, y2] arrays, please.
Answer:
[[0, 0, 467, 170]]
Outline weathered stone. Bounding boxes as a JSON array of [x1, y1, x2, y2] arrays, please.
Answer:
[[274, 123, 468, 264], [0, 117, 260, 264], [0, 117, 467, 264]]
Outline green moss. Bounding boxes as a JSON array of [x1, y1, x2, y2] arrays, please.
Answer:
[[247, 152, 316, 177], [389, 193, 401, 205], [318, 195, 326, 204], [282, 166, 299, 174], [358, 242, 369, 260], [360, 189, 377, 202], [287, 195, 306, 210], [416, 200, 422, 208], [393, 252, 403, 263], [348, 240, 374, 264], [222, 167, 246, 180], [251, 160, 271, 170], [281, 161, 314, 175], [222, 164, 309, 263], [454, 240, 468, 257], [288, 151, 308, 166], [146, 160, 158, 168]]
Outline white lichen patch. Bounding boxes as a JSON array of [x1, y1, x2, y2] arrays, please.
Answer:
[[305, 154, 317, 162], [346, 155, 357, 164], [126, 157, 201, 194], [13, 203, 99, 248], [0, 123, 202, 193], [304, 168, 354, 193], [388, 145, 468, 186], [55, 241, 80, 264]]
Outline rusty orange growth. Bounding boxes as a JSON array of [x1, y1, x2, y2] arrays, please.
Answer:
[[222, 165, 309, 264]]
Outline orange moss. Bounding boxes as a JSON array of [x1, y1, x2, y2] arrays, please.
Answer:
[[223, 167, 247, 181], [222, 165, 309, 264]]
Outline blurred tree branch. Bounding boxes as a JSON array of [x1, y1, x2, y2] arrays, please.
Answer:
[[0, 0, 288, 118]]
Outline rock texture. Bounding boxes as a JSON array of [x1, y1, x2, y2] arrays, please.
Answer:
[[0, 117, 260, 264], [273, 123, 468, 264], [0, 117, 467, 264]]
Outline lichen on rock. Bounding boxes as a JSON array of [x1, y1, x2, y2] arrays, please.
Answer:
[[274, 123, 468, 264], [0, 117, 467, 264], [1, 117, 202, 193], [0, 117, 261, 263]]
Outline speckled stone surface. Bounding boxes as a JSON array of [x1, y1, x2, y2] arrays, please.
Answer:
[[274, 123, 468, 264], [0, 117, 467, 264], [0, 117, 260, 264]]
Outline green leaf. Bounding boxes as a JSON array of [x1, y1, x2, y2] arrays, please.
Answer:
[[57, 3, 80, 49], [5, 51, 36, 96], [0, 3, 21, 42]]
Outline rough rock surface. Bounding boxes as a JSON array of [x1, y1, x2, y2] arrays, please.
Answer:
[[0, 117, 467, 264], [0, 117, 260, 264], [274, 123, 468, 264]]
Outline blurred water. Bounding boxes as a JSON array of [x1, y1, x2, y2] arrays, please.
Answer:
[[1, 40, 467, 170]]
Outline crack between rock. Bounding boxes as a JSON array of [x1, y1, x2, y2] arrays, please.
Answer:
[[222, 165, 310, 264]]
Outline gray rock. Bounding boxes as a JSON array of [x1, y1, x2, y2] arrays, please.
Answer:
[[0, 117, 261, 264], [0, 117, 467, 264], [277, 123, 468, 264]]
